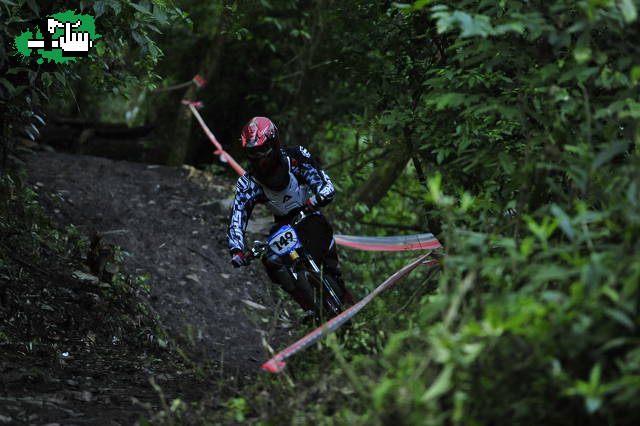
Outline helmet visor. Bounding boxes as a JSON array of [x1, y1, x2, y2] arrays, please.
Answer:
[[246, 144, 273, 160]]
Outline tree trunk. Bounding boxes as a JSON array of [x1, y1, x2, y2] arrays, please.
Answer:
[[149, 1, 235, 166], [347, 143, 411, 221]]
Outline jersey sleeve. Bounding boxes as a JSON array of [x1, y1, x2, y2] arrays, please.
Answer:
[[227, 175, 260, 254], [289, 146, 336, 202]]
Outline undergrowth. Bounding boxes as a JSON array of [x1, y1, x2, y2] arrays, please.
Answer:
[[0, 169, 168, 366], [143, 1, 640, 424], [145, 155, 640, 426]]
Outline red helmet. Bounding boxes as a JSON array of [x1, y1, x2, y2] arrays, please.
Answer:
[[240, 117, 288, 189], [240, 117, 279, 160]]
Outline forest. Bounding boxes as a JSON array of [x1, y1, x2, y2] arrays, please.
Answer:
[[1, 0, 640, 424]]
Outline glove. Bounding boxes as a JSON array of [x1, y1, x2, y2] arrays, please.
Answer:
[[230, 250, 249, 268], [306, 193, 327, 209]]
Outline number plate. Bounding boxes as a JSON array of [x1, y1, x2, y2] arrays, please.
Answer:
[[267, 225, 300, 255]]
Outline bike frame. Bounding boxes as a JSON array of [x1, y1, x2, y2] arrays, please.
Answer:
[[248, 209, 344, 316]]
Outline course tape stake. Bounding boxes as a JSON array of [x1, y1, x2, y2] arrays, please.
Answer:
[[182, 100, 246, 176], [261, 252, 432, 373]]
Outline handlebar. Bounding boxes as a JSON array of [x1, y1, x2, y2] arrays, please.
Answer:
[[245, 208, 313, 261], [246, 241, 267, 261], [290, 207, 312, 227]]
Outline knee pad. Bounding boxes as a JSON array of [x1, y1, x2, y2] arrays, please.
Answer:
[[262, 254, 297, 293]]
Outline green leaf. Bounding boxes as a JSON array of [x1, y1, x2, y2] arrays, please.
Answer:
[[598, 337, 635, 353], [131, 31, 146, 45], [28, 71, 37, 86], [532, 265, 575, 283], [0, 0, 18, 6], [7, 67, 29, 75], [494, 22, 525, 35], [372, 379, 394, 410], [551, 204, 574, 241], [627, 181, 638, 207], [620, 99, 640, 119], [413, 0, 434, 9], [0, 78, 16, 97], [435, 11, 495, 37], [41, 72, 52, 88], [53, 72, 66, 86], [26, 0, 40, 16], [383, 331, 410, 357], [152, 5, 169, 26], [498, 152, 514, 174], [429, 92, 466, 110], [107, 0, 122, 15], [589, 363, 602, 387], [420, 365, 453, 402], [586, 396, 602, 414], [148, 42, 162, 59], [94, 1, 106, 18], [130, 3, 151, 14], [604, 308, 635, 330], [573, 47, 592, 64], [95, 41, 105, 56], [619, 0, 638, 23], [631, 66, 640, 83], [591, 141, 629, 171], [146, 24, 161, 33]]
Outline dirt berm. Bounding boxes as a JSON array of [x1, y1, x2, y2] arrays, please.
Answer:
[[26, 151, 297, 372]]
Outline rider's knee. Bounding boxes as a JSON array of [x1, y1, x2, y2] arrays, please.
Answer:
[[262, 254, 296, 292]]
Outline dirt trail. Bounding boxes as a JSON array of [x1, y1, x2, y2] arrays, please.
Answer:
[[0, 151, 303, 423], [26, 151, 293, 370]]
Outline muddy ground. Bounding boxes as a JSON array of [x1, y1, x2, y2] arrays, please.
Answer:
[[1, 150, 302, 425]]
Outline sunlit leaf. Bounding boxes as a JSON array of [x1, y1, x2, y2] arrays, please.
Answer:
[[420, 365, 453, 402], [603, 308, 635, 330], [130, 2, 151, 14], [551, 204, 574, 241], [574, 47, 592, 64], [591, 141, 628, 171], [619, 0, 637, 23], [26, 0, 39, 16], [94, 1, 105, 18]]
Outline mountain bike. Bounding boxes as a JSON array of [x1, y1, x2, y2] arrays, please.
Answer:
[[247, 210, 345, 321]]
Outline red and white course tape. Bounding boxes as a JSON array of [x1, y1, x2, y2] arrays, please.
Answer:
[[183, 100, 442, 251], [184, 101, 443, 371], [334, 233, 441, 251], [182, 101, 246, 176], [261, 252, 432, 373]]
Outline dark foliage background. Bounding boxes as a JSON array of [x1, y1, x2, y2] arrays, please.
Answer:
[[2, 0, 639, 424]]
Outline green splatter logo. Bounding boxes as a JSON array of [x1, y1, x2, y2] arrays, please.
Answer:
[[14, 10, 101, 64]]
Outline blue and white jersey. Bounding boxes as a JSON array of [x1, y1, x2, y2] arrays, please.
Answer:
[[227, 146, 335, 254]]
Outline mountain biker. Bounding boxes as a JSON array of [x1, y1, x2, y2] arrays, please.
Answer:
[[227, 117, 353, 312]]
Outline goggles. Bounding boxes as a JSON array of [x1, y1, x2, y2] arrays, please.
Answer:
[[245, 144, 273, 160]]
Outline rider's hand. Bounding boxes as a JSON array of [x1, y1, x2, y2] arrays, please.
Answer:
[[230, 250, 249, 268], [306, 193, 327, 209]]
